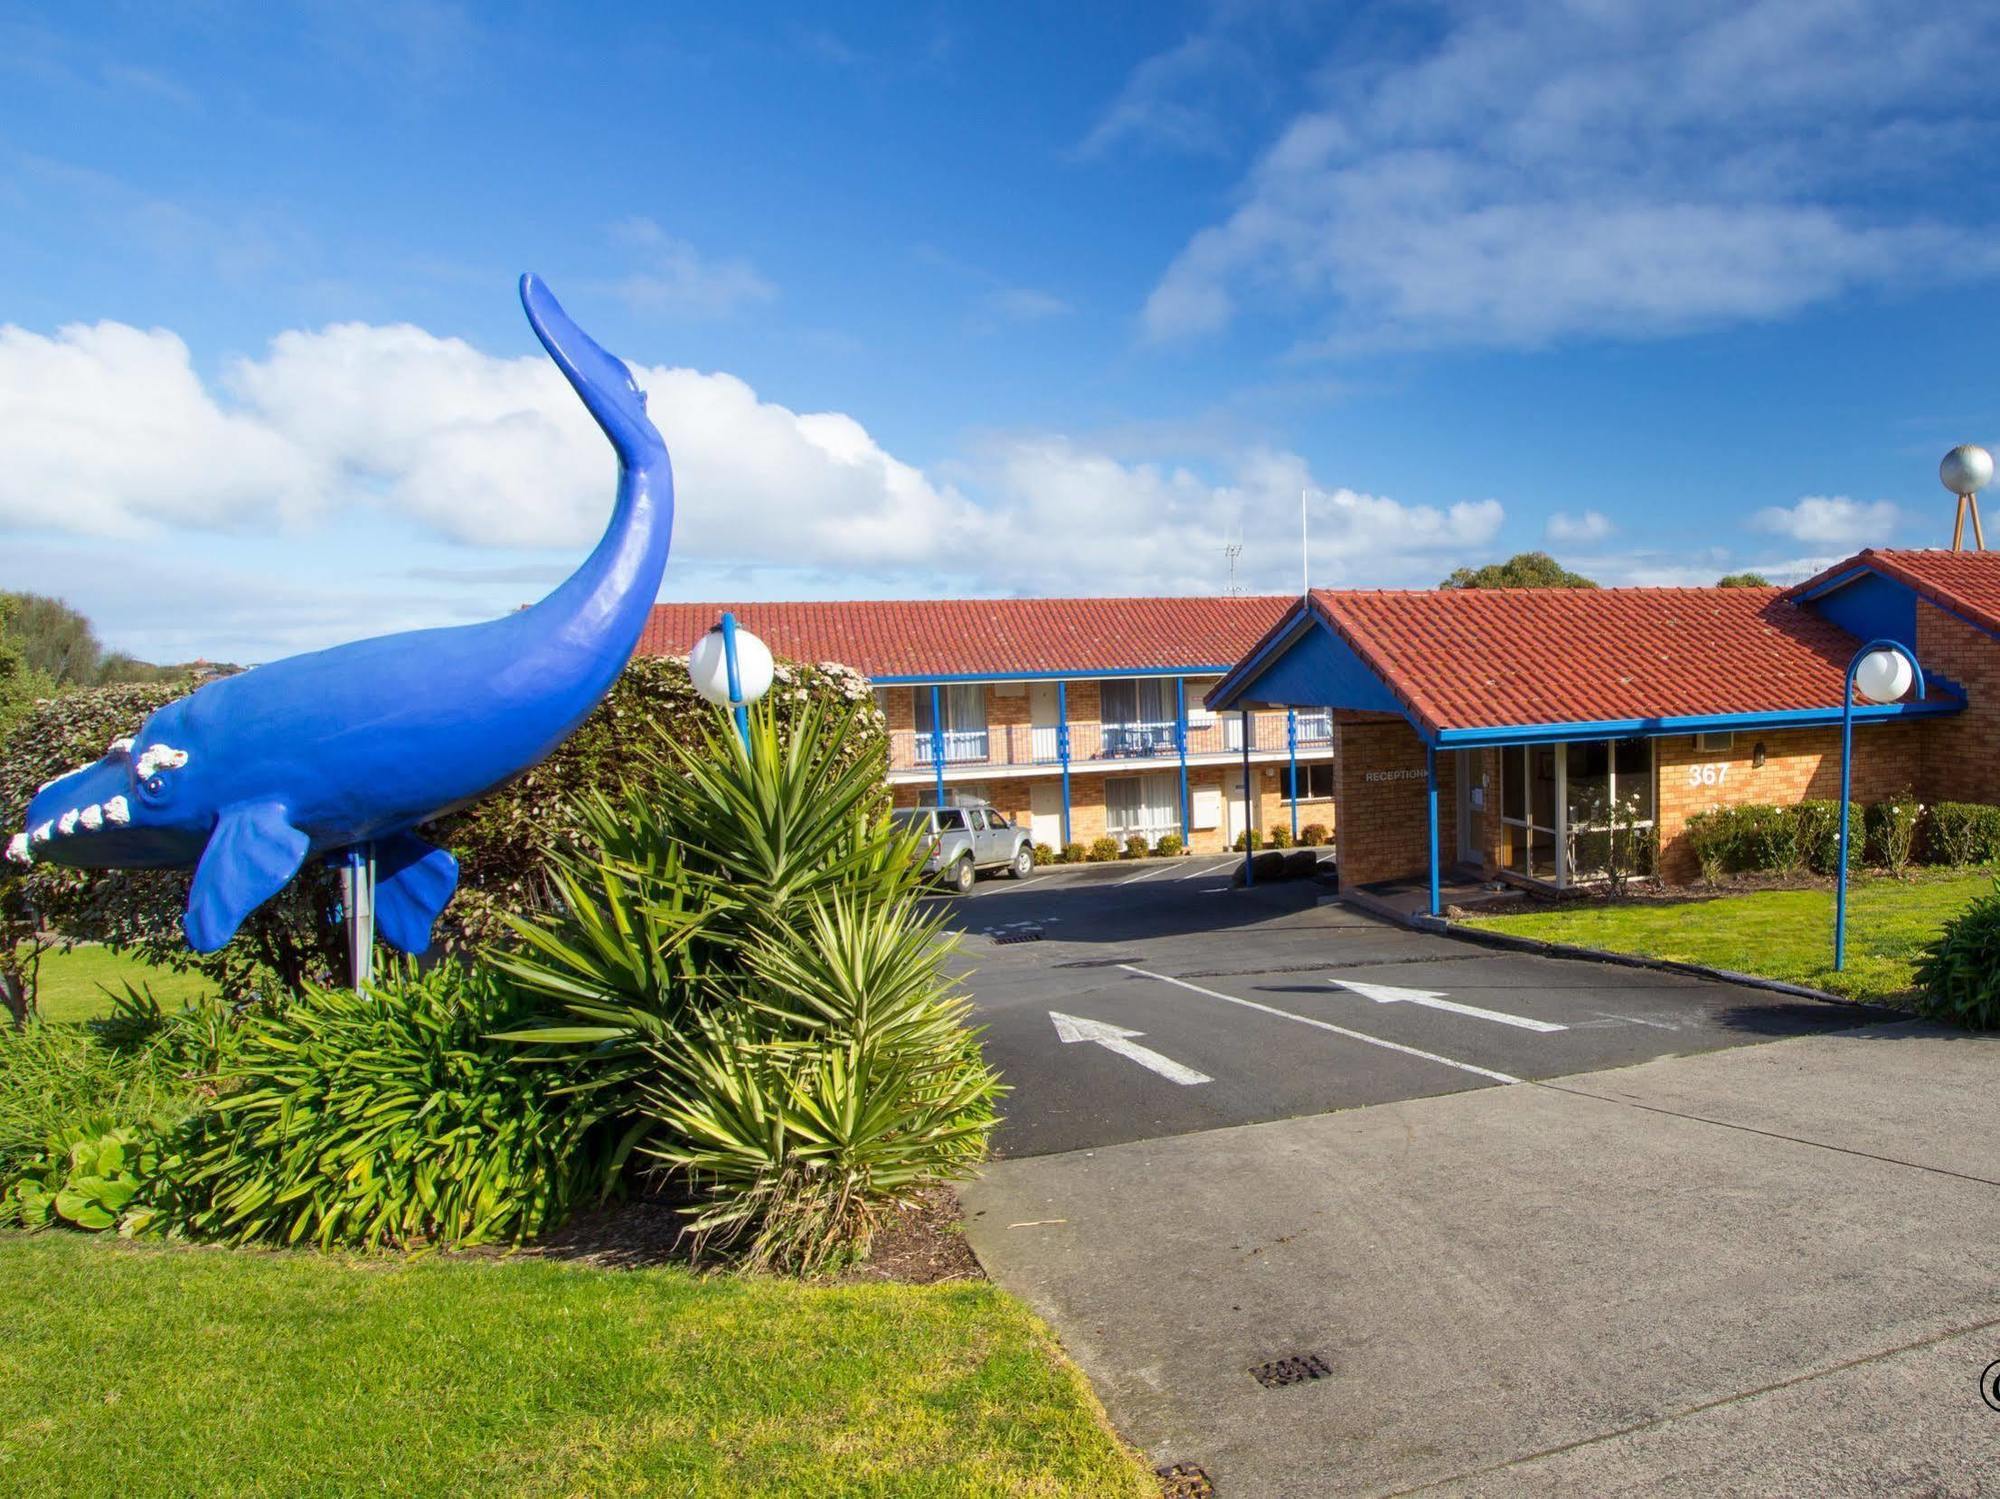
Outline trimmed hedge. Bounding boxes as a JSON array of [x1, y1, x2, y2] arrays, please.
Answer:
[[1684, 797, 1997, 881], [1929, 802, 2000, 866]]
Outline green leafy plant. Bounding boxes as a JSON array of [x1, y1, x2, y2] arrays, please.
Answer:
[[1232, 830, 1255, 852], [1267, 826, 1294, 849], [1121, 836, 1150, 860], [498, 694, 1002, 1273], [1298, 822, 1330, 847], [5, 1118, 160, 1233], [1794, 800, 1860, 875], [1029, 842, 1056, 866], [644, 893, 1001, 1273], [1684, 808, 1736, 884], [1087, 837, 1121, 862], [1059, 842, 1086, 865], [0, 989, 226, 1190], [160, 963, 613, 1250], [1866, 793, 1921, 876], [1925, 802, 2000, 867], [1914, 879, 2000, 1029], [1152, 833, 1183, 858]]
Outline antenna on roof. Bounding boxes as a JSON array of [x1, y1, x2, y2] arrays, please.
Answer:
[[1940, 445, 1993, 551], [1301, 487, 1310, 598], [1223, 537, 1243, 597]]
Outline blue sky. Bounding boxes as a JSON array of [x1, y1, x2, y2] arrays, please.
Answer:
[[4, 0, 1999, 662]]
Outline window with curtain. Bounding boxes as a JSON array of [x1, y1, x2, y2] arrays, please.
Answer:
[[1104, 773, 1180, 840], [913, 685, 988, 763]]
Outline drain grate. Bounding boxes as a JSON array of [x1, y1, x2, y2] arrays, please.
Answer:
[[1154, 1461, 1215, 1497], [1052, 954, 1145, 968], [1249, 1352, 1332, 1389], [989, 927, 1044, 944]]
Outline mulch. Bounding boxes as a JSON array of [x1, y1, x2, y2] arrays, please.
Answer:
[[509, 1183, 984, 1285]]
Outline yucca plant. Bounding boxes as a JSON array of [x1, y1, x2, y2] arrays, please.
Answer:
[[643, 894, 1002, 1273], [496, 694, 1002, 1271], [160, 963, 615, 1250]]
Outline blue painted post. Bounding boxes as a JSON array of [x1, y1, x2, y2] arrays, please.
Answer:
[[1836, 638, 1925, 971], [1240, 710, 1255, 886], [929, 683, 946, 808], [1057, 680, 1072, 846], [1426, 745, 1440, 917], [1176, 678, 1191, 850], [720, 611, 751, 755], [1287, 709, 1300, 840]]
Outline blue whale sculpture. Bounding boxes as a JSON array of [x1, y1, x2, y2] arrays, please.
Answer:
[[6, 275, 673, 955]]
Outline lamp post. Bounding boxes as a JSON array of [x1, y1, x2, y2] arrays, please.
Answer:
[[688, 612, 774, 754], [1940, 444, 1993, 552], [1835, 639, 1924, 970]]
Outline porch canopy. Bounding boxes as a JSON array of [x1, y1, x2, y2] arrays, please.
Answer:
[[1206, 585, 1965, 912]]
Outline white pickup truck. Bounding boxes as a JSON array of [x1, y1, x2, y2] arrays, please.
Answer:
[[891, 802, 1035, 892]]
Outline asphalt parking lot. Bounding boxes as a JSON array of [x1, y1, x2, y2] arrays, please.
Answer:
[[938, 859, 1876, 1159], [942, 863, 2000, 1496]]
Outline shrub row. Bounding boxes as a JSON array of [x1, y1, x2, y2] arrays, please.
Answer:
[[1684, 796, 2000, 881], [1030, 825, 1334, 864]]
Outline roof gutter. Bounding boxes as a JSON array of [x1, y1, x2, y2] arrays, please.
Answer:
[[1429, 691, 1965, 749]]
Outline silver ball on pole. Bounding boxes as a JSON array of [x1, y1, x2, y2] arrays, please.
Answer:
[[1939, 444, 1993, 551]]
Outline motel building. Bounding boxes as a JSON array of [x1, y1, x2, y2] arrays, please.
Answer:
[[643, 597, 1336, 853], [1206, 547, 2000, 911]]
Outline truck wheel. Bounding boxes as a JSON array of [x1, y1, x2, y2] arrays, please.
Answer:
[[949, 856, 976, 894], [1009, 844, 1034, 879]]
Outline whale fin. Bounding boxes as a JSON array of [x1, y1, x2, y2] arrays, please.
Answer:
[[373, 832, 459, 956], [520, 273, 665, 464], [185, 801, 311, 953]]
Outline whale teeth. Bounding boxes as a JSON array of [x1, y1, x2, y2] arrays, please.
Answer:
[[134, 743, 190, 779], [30, 822, 53, 845], [4, 833, 29, 865], [107, 737, 134, 756], [57, 809, 79, 836], [102, 796, 131, 826], [79, 804, 104, 831]]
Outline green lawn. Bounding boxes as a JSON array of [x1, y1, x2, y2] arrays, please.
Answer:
[[16, 945, 216, 1024], [1462, 869, 1995, 1002], [0, 1232, 1151, 1498]]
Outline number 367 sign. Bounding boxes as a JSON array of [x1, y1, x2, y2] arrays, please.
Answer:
[[1687, 763, 1731, 788]]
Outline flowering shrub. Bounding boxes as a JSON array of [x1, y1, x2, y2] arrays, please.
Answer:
[[1153, 833, 1183, 858], [1865, 792, 1921, 876], [1298, 823, 1330, 846], [1087, 837, 1121, 862]]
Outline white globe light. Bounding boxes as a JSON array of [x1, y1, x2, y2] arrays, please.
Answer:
[[688, 623, 775, 707], [1939, 444, 1994, 496], [1853, 648, 1913, 705]]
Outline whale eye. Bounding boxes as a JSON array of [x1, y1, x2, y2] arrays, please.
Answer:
[[142, 775, 166, 798]]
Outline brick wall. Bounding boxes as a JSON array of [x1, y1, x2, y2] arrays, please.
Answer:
[[1916, 600, 2000, 807], [1654, 724, 1918, 882], [1333, 716, 1455, 887]]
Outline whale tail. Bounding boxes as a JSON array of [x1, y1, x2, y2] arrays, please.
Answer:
[[520, 272, 666, 465]]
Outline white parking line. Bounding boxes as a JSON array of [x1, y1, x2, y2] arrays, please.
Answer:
[[1117, 862, 1176, 885], [1177, 857, 1231, 881], [1118, 964, 1522, 1085]]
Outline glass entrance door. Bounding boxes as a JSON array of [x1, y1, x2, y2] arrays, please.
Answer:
[[1499, 739, 1655, 886]]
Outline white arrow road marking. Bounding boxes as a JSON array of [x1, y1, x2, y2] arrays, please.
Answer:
[[1049, 1010, 1213, 1086], [1119, 966, 1521, 1085], [1328, 979, 1567, 1033]]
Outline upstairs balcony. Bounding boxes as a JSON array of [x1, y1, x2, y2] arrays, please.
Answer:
[[887, 710, 1332, 775]]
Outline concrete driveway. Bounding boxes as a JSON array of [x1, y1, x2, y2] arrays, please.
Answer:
[[945, 870, 2000, 1495]]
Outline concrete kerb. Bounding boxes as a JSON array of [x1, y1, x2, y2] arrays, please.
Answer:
[[1345, 897, 1913, 1017]]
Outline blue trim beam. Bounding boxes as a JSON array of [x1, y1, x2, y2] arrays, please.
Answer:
[[1057, 680, 1072, 846], [1176, 677, 1191, 847]]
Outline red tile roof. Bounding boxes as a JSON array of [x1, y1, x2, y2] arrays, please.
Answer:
[[1789, 547, 2000, 635], [638, 596, 1297, 679], [1293, 585, 1925, 734]]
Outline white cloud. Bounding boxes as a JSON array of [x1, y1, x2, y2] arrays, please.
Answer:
[[1546, 509, 1612, 544], [612, 218, 776, 318], [0, 311, 1512, 655], [1752, 494, 1899, 549], [1140, 2, 2000, 349]]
